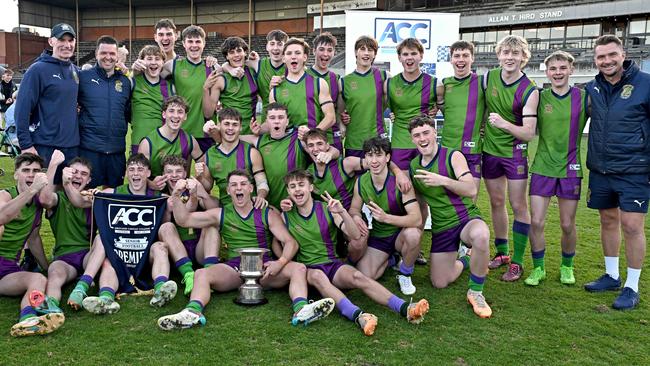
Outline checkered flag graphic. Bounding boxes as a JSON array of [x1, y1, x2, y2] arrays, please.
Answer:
[[437, 46, 450, 62]]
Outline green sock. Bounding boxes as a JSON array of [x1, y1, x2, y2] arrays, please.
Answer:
[[99, 287, 115, 301], [48, 297, 60, 307], [177, 262, 193, 277], [292, 298, 308, 313], [562, 251, 575, 267], [468, 273, 485, 292], [186, 300, 204, 314], [458, 256, 470, 270], [494, 238, 508, 256], [19, 306, 38, 322], [532, 249, 545, 270], [76, 281, 90, 292], [511, 221, 530, 266]]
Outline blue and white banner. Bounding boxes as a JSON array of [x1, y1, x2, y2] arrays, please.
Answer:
[[93, 193, 167, 293]]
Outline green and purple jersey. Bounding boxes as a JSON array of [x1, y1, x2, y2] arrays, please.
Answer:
[[484, 68, 536, 158], [205, 140, 255, 205], [357, 172, 404, 238], [219, 66, 258, 135], [114, 184, 161, 196], [341, 68, 388, 150], [273, 73, 323, 129], [130, 74, 174, 147], [172, 58, 212, 138], [410, 147, 481, 233], [0, 187, 42, 260], [306, 67, 342, 148], [284, 201, 338, 266], [144, 128, 194, 177], [308, 159, 356, 210], [257, 128, 307, 208], [531, 87, 588, 178], [49, 191, 92, 257], [441, 73, 485, 155], [387, 72, 437, 149], [256, 57, 286, 122], [219, 205, 273, 261]]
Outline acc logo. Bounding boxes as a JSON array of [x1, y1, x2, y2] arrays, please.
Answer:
[[375, 18, 431, 49], [109, 204, 155, 228], [621, 84, 634, 99]]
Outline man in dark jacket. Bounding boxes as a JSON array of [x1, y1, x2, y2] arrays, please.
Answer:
[[15, 23, 79, 183], [78, 35, 132, 188], [0, 69, 17, 127], [584, 35, 650, 310]]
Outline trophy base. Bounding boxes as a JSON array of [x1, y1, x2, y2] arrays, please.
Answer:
[[234, 297, 268, 306]]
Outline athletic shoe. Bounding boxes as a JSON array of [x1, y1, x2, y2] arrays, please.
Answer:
[[82, 296, 120, 315], [67, 287, 87, 311], [10, 313, 65, 337], [467, 289, 492, 318], [458, 244, 471, 259], [524, 267, 546, 286], [560, 265, 576, 285], [291, 298, 335, 326], [584, 274, 621, 292], [406, 299, 429, 324], [158, 308, 206, 330], [182, 272, 195, 296], [396, 274, 416, 295], [488, 254, 511, 269], [502, 263, 523, 282], [150, 281, 178, 308], [33, 296, 63, 315], [355, 313, 378, 336], [612, 287, 640, 310], [415, 250, 428, 265]]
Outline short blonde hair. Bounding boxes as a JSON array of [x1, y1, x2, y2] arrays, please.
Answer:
[[495, 35, 531, 68], [544, 50, 574, 67]]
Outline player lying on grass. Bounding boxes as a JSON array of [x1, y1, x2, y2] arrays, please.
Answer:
[[157, 170, 335, 330]]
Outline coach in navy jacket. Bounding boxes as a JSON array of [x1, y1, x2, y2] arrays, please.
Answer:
[[15, 23, 80, 183], [78, 36, 132, 188], [584, 35, 650, 311]]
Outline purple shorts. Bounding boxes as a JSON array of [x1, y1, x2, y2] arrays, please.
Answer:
[[430, 218, 481, 253], [307, 261, 345, 283], [368, 231, 400, 255], [482, 153, 528, 180], [529, 174, 582, 200], [183, 239, 199, 265], [54, 249, 89, 274], [464, 153, 483, 179], [0, 256, 23, 281], [196, 137, 215, 153], [391, 148, 419, 171], [345, 149, 365, 159]]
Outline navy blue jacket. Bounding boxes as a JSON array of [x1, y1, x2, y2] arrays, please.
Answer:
[[78, 65, 132, 154], [15, 51, 79, 149], [586, 60, 650, 174]]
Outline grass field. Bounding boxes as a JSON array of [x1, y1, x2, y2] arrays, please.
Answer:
[[0, 136, 649, 366]]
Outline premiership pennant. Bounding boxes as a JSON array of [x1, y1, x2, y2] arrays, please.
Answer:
[[93, 193, 167, 293]]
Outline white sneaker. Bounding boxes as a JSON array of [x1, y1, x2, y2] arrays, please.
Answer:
[[150, 281, 178, 307], [10, 313, 65, 337], [158, 308, 206, 330], [82, 296, 120, 315], [397, 274, 416, 295], [458, 243, 471, 258], [291, 298, 335, 326]]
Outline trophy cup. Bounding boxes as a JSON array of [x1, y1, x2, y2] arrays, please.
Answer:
[[234, 248, 269, 306]]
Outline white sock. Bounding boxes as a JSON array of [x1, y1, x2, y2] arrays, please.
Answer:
[[624, 268, 641, 292], [604, 256, 619, 280]]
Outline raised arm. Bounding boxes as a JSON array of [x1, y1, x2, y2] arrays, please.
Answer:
[[317, 78, 335, 131], [323, 192, 360, 241], [0, 174, 48, 225], [39, 149, 65, 209], [366, 187, 422, 228], [202, 74, 223, 119], [171, 179, 220, 228]]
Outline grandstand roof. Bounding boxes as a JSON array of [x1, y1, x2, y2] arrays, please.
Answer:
[[24, 0, 215, 9]]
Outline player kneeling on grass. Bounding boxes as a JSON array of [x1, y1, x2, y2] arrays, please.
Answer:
[[0, 153, 64, 336], [349, 137, 422, 296], [280, 170, 429, 336], [525, 51, 586, 287], [157, 170, 334, 330], [409, 116, 492, 318]]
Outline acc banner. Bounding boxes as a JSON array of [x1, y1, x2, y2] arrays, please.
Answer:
[[93, 193, 167, 293]]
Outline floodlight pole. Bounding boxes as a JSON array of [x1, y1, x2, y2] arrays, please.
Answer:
[[320, 0, 324, 34], [75, 0, 79, 66], [128, 0, 132, 64], [248, 0, 252, 47]]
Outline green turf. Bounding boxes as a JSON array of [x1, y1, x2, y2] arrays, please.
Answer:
[[0, 137, 649, 365]]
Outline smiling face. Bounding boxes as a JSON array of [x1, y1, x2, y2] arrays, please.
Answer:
[[163, 164, 187, 190], [314, 42, 335, 70], [183, 36, 205, 62], [398, 46, 423, 74], [305, 136, 329, 162], [226, 47, 247, 68], [286, 177, 313, 207], [594, 42, 625, 80], [126, 163, 150, 192], [355, 45, 376, 69], [498, 46, 524, 73], [96, 43, 118, 73], [267, 39, 285, 63], [162, 103, 187, 132], [68, 162, 91, 191], [410, 124, 437, 157], [155, 27, 177, 55], [220, 118, 242, 144], [14, 161, 42, 192], [226, 174, 254, 208], [283, 44, 308, 74], [266, 109, 289, 138], [545, 59, 573, 89], [143, 55, 164, 78], [49, 34, 76, 61], [365, 149, 390, 175], [451, 48, 474, 78]]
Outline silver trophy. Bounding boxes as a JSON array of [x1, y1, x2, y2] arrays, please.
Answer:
[[234, 248, 269, 306]]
